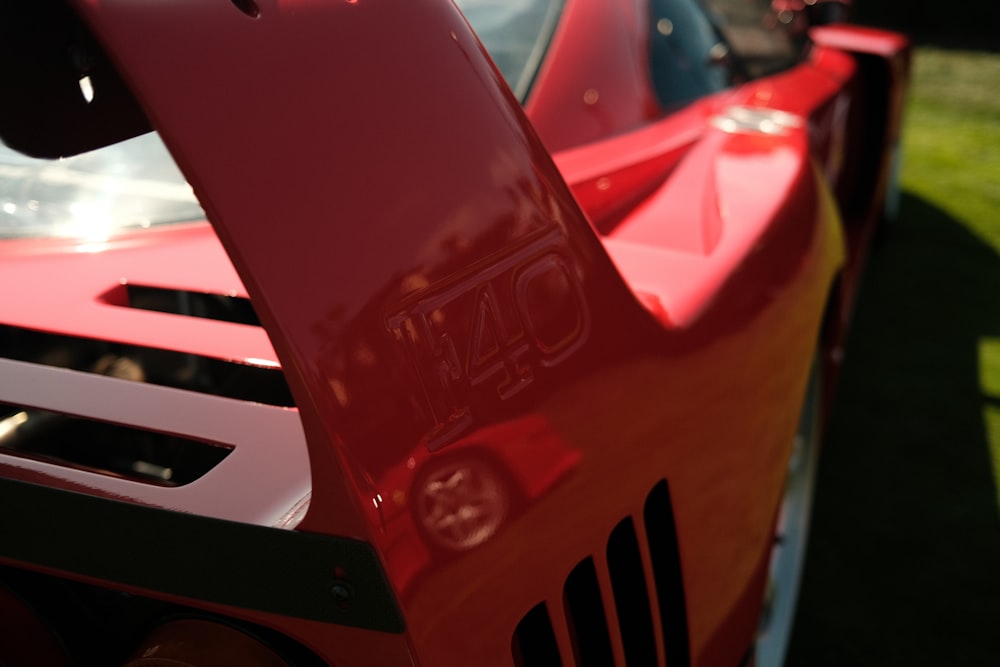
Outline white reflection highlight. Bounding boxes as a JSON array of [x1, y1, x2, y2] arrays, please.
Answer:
[[0, 411, 29, 441], [79, 75, 95, 104]]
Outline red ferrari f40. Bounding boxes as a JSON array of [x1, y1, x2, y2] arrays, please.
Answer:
[[0, 0, 908, 665]]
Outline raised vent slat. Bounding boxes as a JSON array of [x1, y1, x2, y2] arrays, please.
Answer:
[[512, 603, 563, 667], [607, 518, 658, 667], [564, 557, 615, 667], [550, 591, 585, 667], [593, 550, 628, 667], [643, 480, 690, 667], [631, 514, 668, 667]]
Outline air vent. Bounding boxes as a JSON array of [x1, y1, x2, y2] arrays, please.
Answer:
[[644, 480, 690, 667], [0, 326, 293, 406], [564, 557, 614, 667], [0, 402, 232, 485], [105, 284, 260, 326], [513, 479, 690, 667], [607, 518, 657, 666], [512, 603, 562, 667]]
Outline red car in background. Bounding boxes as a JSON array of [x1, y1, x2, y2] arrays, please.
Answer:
[[0, 0, 907, 665]]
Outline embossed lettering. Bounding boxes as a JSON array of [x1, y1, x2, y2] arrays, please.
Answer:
[[468, 283, 533, 399], [387, 231, 590, 449]]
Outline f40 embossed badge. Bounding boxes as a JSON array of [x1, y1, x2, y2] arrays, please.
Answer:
[[387, 229, 591, 450]]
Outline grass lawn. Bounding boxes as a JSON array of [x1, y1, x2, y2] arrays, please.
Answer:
[[786, 48, 1000, 665]]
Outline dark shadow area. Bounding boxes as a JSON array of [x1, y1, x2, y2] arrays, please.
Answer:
[[856, 2, 1000, 51], [788, 192, 1000, 665]]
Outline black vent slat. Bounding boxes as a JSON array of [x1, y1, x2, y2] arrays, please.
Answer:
[[512, 603, 563, 667], [564, 557, 614, 667], [644, 480, 690, 667], [607, 517, 658, 666]]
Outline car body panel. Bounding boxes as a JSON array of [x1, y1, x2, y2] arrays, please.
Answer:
[[525, 0, 661, 152], [0, 224, 276, 365], [0, 0, 909, 664]]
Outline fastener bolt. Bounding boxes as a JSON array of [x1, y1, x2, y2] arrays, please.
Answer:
[[330, 581, 353, 603]]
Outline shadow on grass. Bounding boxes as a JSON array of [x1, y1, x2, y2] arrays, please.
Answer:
[[786, 192, 1000, 665]]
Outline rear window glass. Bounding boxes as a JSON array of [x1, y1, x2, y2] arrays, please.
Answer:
[[455, 0, 564, 99], [648, 0, 740, 109], [702, 0, 799, 77], [0, 132, 204, 240]]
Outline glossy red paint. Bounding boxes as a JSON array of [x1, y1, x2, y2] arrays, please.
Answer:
[[526, 0, 661, 152], [376, 415, 582, 598], [0, 1, 909, 666], [0, 224, 275, 365]]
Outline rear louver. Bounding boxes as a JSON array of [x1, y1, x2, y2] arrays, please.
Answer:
[[0, 283, 310, 527], [110, 283, 260, 326], [0, 402, 231, 486], [0, 325, 293, 407], [512, 480, 690, 667]]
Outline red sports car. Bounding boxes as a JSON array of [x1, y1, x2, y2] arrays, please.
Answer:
[[0, 0, 908, 665]]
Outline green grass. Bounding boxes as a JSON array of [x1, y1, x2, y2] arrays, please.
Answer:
[[904, 51, 1000, 246], [892, 48, 1000, 501], [786, 48, 1000, 665]]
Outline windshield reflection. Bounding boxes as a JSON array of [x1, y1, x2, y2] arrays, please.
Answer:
[[454, 0, 564, 99], [0, 132, 204, 240]]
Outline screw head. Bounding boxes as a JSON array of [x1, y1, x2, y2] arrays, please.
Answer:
[[330, 581, 353, 604]]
